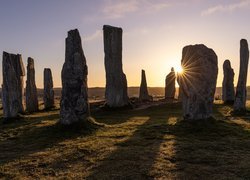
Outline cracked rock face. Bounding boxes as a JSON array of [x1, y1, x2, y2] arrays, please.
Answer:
[[103, 25, 129, 108], [43, 68, 54, 109], [139, 69, 152, 101], [2, 52, 25, 118], [165, 67, 176, 99], [222, 60, 235, 104], [26, 57, 39, 112], [234, 39, 249, 112], [177, 44, 218, 120], [60, 29, 89, 125]]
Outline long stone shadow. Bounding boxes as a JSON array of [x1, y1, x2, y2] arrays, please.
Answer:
[[0, 112, 100, 166], [87, 103, 181, 179], [172, 103, 250, 179]]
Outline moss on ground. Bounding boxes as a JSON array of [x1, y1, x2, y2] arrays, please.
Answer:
[[0, 102, 250, 179]]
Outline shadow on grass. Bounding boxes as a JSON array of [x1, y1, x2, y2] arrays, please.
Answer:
[[172, 103, 250, 179], [0, 111, 100, 166], [87, 103, 182, 179]]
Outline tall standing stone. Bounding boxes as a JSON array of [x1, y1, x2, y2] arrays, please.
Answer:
[[139, 69, 152, 101], [2, 52, 25, 118], [165, 67, 176, 99], [234, 39, 249, 112], [43, 68, 54, 109], [178, 44, 218, 120], [60, 29, 89, 125], [103, 25, 129, 108], [26, 57, 39, 112], [222, 60, 235, 104]]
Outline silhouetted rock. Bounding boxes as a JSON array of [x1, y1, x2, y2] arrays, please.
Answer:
[[178, 44, 218, 120], [60, 29, 89, 125], [26, 57, 39, 112], [234, 39, 249, 113], [139, 69, 152, 101], [222, 60, 235, 104], [103, 25, 129, 108], [165, 67, 176, 99], [2, 52, 25, 118], [43, 68, 54, 109]]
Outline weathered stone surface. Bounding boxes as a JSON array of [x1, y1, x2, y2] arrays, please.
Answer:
[[60, 29, 89, 125], [26, 57, 39, 112], [103, 25, 129, 107], [177, 44, 218, 120], [43, 68, 54, 109], [222, 60, 235, 104], [165, 67, 176, 99], [139, 69, 152, 101], [234, 39, 249, 112], [2, 52, 25, 118]]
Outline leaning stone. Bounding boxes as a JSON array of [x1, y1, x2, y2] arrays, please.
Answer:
[[103, 25, 130, 108], [139, 69, 152, 101], [234, 39, 249, 113], [222, 60, 235, 104], [43, 68, 54, 109], [2, 52, 25, 118], [178, 44, 218, 120], [26, 57, 39, 112], [165, 67, 176, 99], [60, 29, 90, 125]]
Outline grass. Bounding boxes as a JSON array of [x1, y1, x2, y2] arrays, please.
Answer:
[[0, 102, 250, 179]]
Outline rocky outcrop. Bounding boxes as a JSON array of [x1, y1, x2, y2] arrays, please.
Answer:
[[177, 44, 218, 120], [60, 29, 89, 125], [103, 25, 129, 108], [222, 60, 235, 104], [26, 57, 39, 112], [165, 67, 176, 99], [2, 52, 25, 118], [234, 39, 249, 112], [139, 69, 152, 101], [43, 68, 54, 109]]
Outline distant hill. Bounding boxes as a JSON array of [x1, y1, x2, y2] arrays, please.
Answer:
[[1, 86, 250, 100]]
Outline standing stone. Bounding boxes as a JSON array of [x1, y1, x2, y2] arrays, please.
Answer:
[[234, 39, 249, 112], [26, 57, 39, 112], [60, 29, 89, 125], [103, 25, 129, 108], [43, 68, 54, 109], [139, 69, 152, 101], [222, 60, 235, 104], [165, 67, 176, 99], [2, 52, 25, 118], [178, 44, 218, 120]]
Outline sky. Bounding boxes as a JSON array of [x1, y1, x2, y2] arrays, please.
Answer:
[[0, 0, 250, 88]]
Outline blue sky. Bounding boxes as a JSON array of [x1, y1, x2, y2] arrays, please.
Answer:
[[0, 0, 250, 88]]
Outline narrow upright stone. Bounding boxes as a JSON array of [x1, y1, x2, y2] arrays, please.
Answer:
[[43, 68, 54, 109], [103, 25, 129, 108], [222, 60, 235, 104], [234, 39, 249, 112], [60, 29, 89, 125], [178, 44, 218, 120], [139, 69, 152, 101], [2, 52, 25, 118], [26, 57, 39, 112], [165, 67, 176, 99]]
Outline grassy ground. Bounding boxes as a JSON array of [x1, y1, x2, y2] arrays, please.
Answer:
[[0, 102, 250, 179]]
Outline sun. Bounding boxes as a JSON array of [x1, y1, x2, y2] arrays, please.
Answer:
[[175, 65, 183, 74]]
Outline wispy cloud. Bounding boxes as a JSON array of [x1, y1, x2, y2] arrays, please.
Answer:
[[102, 0, 172, 19], [201, 0, 250, 16], [102, 0, 139, 19], [85, 30, 102, 42]]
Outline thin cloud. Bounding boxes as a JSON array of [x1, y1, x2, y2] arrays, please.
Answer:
[[102, 0, 172, 19], [85, 30, 102, 42], [201, 0, 250, 16]]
